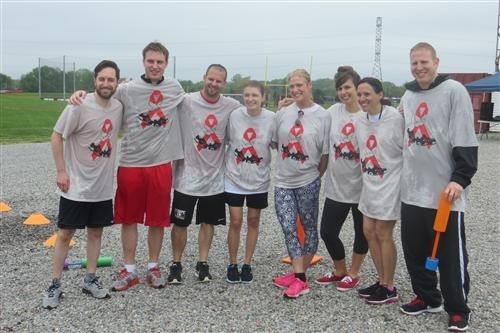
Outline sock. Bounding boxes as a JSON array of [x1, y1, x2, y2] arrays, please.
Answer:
[[124, 264, 136, 273], [147, 262, 158, 270], [84, 272, 96, 283], [384, 284, 395, 291], [295, 273, 306, 282], [51, 277, 61, 287]]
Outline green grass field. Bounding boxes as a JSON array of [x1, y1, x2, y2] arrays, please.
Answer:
[[0, 93, 66, 144]]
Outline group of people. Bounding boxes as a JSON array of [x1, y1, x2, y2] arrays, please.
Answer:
[[41, 41, 478, 332]]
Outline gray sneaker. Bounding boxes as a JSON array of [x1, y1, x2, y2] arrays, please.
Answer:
[[112, 268, 139, 291], [145, 266, 166, 289], [82, 276, 110, 299], [42, 281, 62, 309]]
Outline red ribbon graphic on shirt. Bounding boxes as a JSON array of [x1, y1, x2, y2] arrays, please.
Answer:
[[140, 108, 167, 128], [89, 119, 113, 160], [149, 90, 164, 104], [139, 90, 168, 128], [235, 128, 262, 165], [196, 114, 222, 151], [334, 122, 359, 161], [361, 134, 386, 178], [407, 102, 436, 148], [281, 122, 308, 163]]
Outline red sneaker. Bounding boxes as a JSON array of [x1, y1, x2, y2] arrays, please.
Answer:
[[146, 266, 166, 289], [273, 272, 295, 289], [315, 272, 346, 285], [336, 275, 360, 291], [112, 268, 139, 291], [283, 278, 310, 299]]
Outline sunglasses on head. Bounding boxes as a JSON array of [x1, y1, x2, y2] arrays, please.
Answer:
[[295, 110, 304, 126]]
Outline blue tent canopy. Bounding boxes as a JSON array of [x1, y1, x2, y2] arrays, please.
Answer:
[[465, 72, 500, 92]]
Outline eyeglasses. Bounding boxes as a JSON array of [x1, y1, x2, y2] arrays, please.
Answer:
[[295, 109, 304, 126]]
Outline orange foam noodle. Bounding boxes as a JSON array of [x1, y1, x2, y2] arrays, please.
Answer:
[[23, 213, 51, 225], [433, 193, 452, 233], [296, 215, 305, 246], [0, 202, 12, 212], [281, 255, 323, 266], [44, 233, 76, 248]]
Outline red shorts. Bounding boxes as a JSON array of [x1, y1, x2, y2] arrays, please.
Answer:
[[114, 163, 172, 227]]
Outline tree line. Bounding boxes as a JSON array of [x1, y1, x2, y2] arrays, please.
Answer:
[[1, 68, 406, 105]]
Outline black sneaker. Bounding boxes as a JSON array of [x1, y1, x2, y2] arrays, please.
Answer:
[[400, 296, 443, 315], [226, 264, 240, 284], [167, 262, 183, 284], [365, 285, 398, 305], [240, 264, 253, 284], [358, 281, 380, 298], [195, 261, 212, 282], [448, 312, 470, 332]]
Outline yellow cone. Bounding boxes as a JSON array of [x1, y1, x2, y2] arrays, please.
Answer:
[[44, 233, 76, 248], [0, 202, 12, 212], [23, 213, 51, 225]]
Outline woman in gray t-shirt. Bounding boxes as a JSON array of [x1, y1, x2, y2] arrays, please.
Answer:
[[224, 81, 275, 284], [272, 69, 330, 299], [355, 77, 403, 305]]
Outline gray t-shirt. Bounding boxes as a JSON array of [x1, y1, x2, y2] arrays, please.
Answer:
[[400, 79, 478, 212], [54, 93, 123, 201], [225, 106, 275, 193], [356, 106, 404, 220], [273, 103, 330, 188], [115, 77, 185, 167], [174, 92, 240, 196], [324, 103, 363, 203]]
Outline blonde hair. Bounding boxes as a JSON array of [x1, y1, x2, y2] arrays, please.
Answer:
[[287, 69, 311, 83], [410, 42, 438, 59]]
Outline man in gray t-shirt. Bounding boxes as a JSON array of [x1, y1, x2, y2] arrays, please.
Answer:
[[168, 64, 240, 284], [43, 60, 122, 310], [399, 42, 478, 332], [69, 42, 185, 292]]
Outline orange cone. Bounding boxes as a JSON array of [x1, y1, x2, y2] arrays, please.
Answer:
[[23, 213, 51, 225], [44, 233, 76, 248], [281, 215, 323, 265], [0, 201, 12, 212]]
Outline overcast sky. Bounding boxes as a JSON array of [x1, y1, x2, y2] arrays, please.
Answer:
[[1, 0, 498, 85]]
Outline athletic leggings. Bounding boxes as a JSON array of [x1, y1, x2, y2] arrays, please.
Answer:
[[274, 177, 321, 259], [320, 198, 368, 261]]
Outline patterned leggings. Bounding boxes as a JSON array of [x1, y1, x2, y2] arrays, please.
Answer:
[[274, 177, 321, 259]]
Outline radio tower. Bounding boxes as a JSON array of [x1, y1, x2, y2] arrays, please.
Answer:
[[372, 17, 383, 81], [495, 0, 499, 72]]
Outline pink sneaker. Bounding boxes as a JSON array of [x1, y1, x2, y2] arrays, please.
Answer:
[[315, 272, 346, 285], [283, 278, 310, 299], [336, 275, 360, 291], [273, 272, 295, 289]]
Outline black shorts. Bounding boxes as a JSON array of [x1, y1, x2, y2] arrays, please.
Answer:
[[170, 191, 226, 227], [224, 192, 268, 209], [58, 197, 114, 229]]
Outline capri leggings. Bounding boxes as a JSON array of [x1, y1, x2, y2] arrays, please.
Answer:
[[274, 177, 321, 259], [320, 198, 368, 261]]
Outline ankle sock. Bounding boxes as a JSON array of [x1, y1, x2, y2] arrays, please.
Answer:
[[51, 277, 61, 287], [84, 273, 96, 283], [295, 273, 306, 282], [124, 264, 136, 273], [384, 284, 395, 291], [147, 262, 158, 270]]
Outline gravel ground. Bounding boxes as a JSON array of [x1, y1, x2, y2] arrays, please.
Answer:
[[0, 135, 499, 333]]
